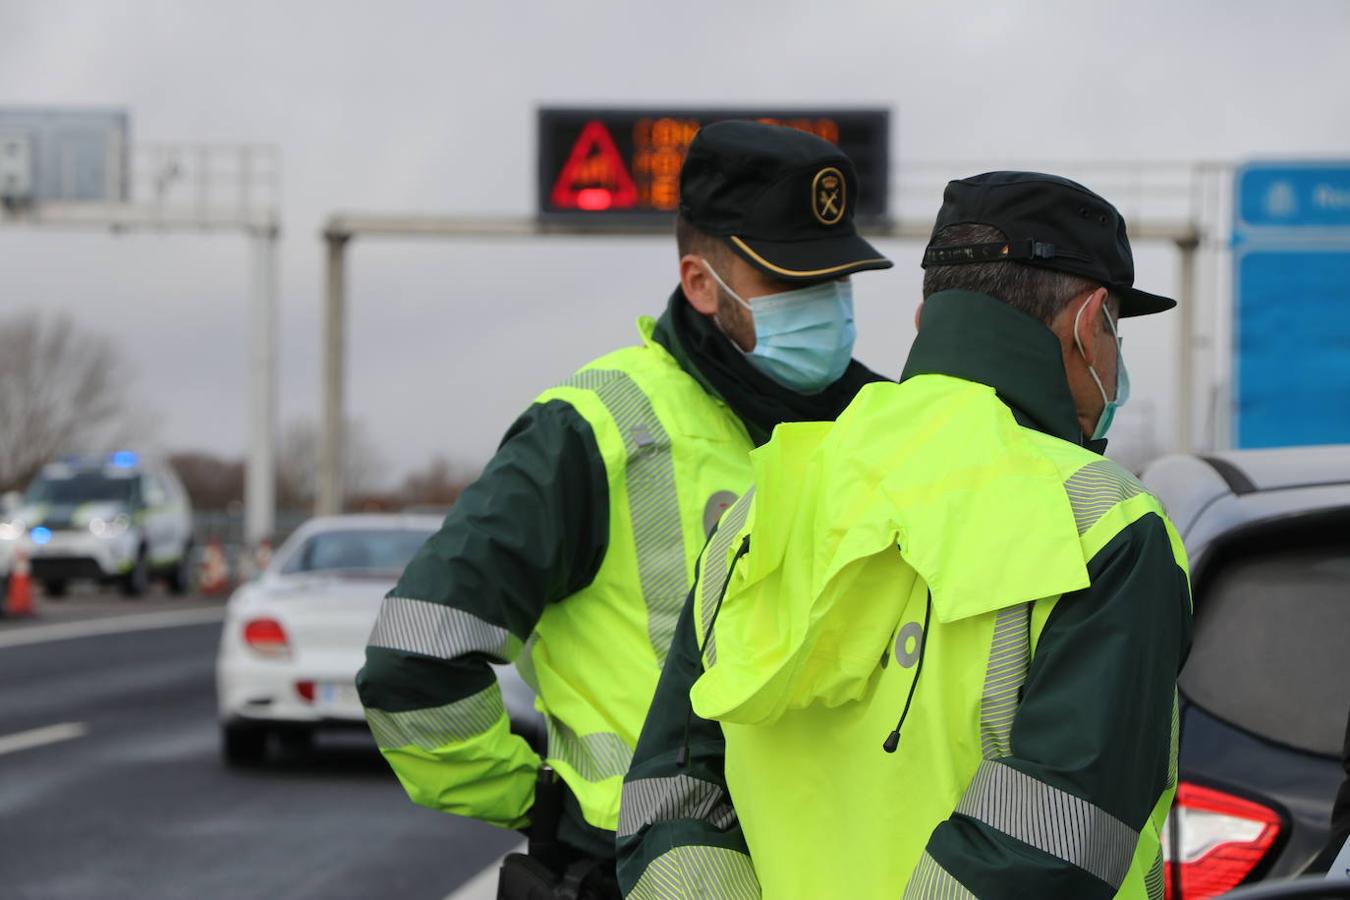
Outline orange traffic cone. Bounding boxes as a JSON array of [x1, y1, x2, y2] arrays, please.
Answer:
[[6, 547, 35, 616], [199, 538, 231, 596]]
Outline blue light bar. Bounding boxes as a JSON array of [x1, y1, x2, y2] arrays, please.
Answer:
[[109, 451, 139, 468], [30, 526, 52, 545]]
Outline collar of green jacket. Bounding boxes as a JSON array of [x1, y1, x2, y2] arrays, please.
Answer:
[[902, 289, 1103, 452], [651, 288, 887, 446]]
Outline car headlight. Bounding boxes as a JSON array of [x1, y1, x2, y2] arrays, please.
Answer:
[[89, 514, 131, 538], [0, 521, 23, 541]]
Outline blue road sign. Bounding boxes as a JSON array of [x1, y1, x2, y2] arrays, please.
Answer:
[[1236, 162, 1350, 234], [1233, 161, 1350, 449], [1234, 248, 1350, 448]]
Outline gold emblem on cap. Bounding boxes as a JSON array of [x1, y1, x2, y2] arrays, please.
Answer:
[[812, 167, 846, 226]]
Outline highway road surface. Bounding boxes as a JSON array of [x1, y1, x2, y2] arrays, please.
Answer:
[[0, 596, 518, 900]]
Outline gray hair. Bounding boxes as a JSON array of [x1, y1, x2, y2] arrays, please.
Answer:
[[922, 224, 1099, 325]]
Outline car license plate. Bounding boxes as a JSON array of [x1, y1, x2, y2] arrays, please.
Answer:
[[316, 681, 360, 710]]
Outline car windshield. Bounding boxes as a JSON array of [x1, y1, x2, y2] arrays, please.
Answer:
[[25, 472, 137, 506], [279, 529, 431, 576]]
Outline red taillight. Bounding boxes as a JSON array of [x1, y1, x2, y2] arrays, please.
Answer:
[[1163, 782, 1282, 899], [242, 617, 290, 658], [295, 680, 315, 702]]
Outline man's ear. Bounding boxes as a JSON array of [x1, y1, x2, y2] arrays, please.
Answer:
[[1072, 287, 1110, 367], [680, 255, 719, 317], [913, 300, 924, 332]]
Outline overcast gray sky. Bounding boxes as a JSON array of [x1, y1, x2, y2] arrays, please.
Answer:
[[3, 0, 1349, 481]]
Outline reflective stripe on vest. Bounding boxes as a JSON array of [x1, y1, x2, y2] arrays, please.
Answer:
[[696, 488, 754, 668], [368, 596, 519, 663], [1065, 460, 1147, 534], [955, 759, 1139, 889], [365, 684, 504, 751], [1144, 847, 1165, 900], [562, 368, 687, 665], [970, 461, 1153, 761], [980, 602, 1030, 759], [618, 773, 738, 838], [627, 845, 760, 900], [903, 851, 977, 900], [1143, 699, 1176, 897], [1167, 692, 1179, 791], [545, 714, 631, 783]]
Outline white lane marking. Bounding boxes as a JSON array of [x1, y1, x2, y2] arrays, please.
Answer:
[[0, 606, 226, 648], [443, 842, 524, 900], [0, 722, 88, 756]]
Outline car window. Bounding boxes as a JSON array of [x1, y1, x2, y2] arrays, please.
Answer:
[[279, 529, 431, 576], [25, 471, 137, 506], [1181, 527, 1350, 757]]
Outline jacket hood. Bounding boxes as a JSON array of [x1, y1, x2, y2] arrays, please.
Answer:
[[690, 377, 1091, 727]]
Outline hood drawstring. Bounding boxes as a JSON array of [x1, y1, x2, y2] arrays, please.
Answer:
[[883, 588, 932, 754]]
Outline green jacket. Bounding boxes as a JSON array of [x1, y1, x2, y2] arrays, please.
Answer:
[[617, 291, 1193, 899], [356, 290, 883, 858]]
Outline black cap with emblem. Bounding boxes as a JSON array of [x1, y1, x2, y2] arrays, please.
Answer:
[[679, 120, 893, 283], [920, 171, 1175, 317]]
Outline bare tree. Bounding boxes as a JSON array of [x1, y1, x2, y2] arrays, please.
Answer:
[[277, 417, 385, 510], [276, 419, 318, 508], [398, 455, 470, 508], [168, 452, 245, 511], [0, 312, 148, 492]]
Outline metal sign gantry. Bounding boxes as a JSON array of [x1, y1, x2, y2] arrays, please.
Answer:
[[0, 141, 282, 546], [316, 183, 1204, 515]]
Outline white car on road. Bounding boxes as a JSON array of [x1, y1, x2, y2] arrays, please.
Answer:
[[215, 513, 539, 766]]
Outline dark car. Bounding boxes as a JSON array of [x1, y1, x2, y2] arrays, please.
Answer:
[[1141, 446, 1350, 899]]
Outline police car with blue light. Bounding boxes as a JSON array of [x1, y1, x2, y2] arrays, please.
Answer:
[[0, 453, 194, 597]]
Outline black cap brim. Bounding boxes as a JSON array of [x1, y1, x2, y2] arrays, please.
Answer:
[[725, 233, 893, 283], [1116, 285, 1176, 318]]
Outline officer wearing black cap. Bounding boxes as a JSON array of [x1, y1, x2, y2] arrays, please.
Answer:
[[617, 171, 1191, 899], [917, 170, 1174, 445], [679, 121, 892, 283], [357, 121, 892, 900]]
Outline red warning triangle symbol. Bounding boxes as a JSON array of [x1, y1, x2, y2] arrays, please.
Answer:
[[550, 120, 639, 211]]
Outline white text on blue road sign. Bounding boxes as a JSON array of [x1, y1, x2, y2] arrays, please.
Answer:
[[1237, 162, 1350, 233]]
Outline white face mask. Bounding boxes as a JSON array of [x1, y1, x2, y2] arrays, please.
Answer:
[[703, 261, 856, 394]]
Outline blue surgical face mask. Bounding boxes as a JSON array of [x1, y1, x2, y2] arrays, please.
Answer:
[[1074, 299, 1130, 441], [704, 261, 856, 394]]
